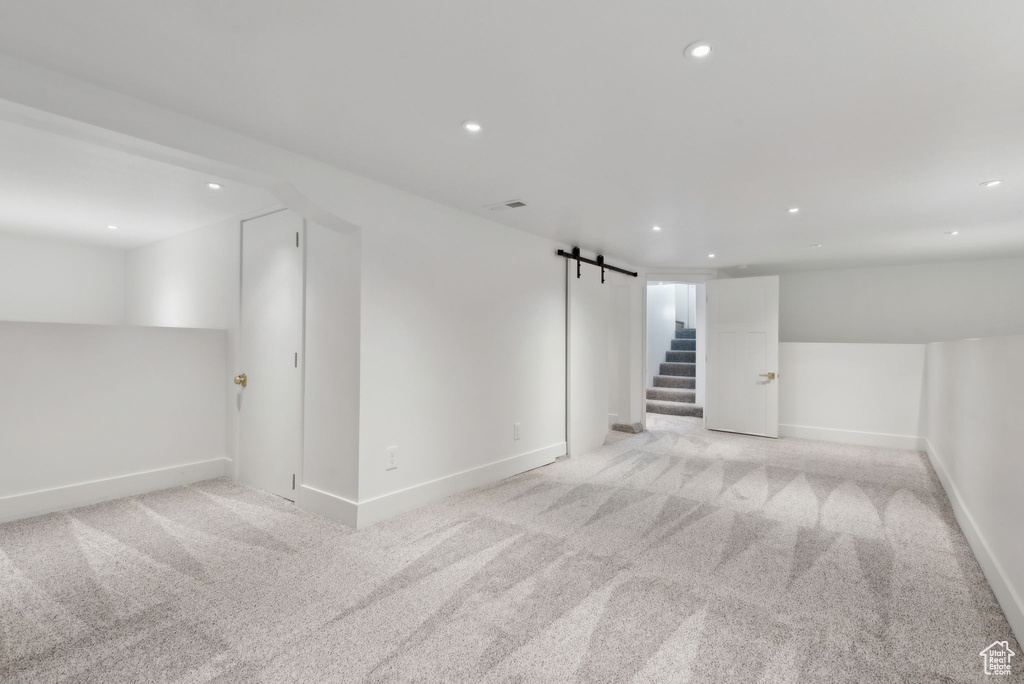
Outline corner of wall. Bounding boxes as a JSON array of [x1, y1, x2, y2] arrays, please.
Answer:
[[295, 442, 564, 530], [778, 424, 926, 451], [295, 484, 358, 528], [0, 457, 230, 524], [924, 439, 1024, 643], [354, 442, 563, 529], [299, 440, 565, 532]]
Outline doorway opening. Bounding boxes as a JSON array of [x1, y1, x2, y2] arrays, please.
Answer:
[[0, 111, 288, 515], [645, 281, 705, 420]]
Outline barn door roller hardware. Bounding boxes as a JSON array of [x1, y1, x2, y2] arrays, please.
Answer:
[[557, 247, 638, 283]]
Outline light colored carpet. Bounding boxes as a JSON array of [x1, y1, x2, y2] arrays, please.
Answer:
[[1, 414, 1018, 682]]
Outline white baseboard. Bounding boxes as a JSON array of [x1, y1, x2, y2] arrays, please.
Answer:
[[295, 484, 358, 528], [779, 424, 926, 451], [0, 457, 231, 523], [356, 442, 565, 529], [924, 440, 1023, 643]]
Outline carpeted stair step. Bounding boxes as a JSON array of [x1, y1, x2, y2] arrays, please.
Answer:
[[659, 362, 696, 377], [675, 329, 697, 340], [646, 387, 696, 403], [653, 375, 696, 389], [665, 350, 696, 363], [671, 339, 696, 351], [647, 399, 704, 417]]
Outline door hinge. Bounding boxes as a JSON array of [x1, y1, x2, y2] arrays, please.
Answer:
[[296, 231, 300, 248], [294, 352, 298, 368], [292, 474, 296, 490]]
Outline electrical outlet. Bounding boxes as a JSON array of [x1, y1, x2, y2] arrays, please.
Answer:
[[385, 445, 398, 471], [513, 423, 521, 441]]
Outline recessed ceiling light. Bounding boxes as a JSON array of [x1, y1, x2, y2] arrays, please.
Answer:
[[945, 230, 959, 235], [980, 179, 1003, 187], [652, 225, 662, 232], [707, 253, 716, 258], [107, 225, 118, 230], [206, 182, 223, 190], [462, 120, 482, 133], [686, 42, 712, 59], [788, 207, 800, 214], [810, 244, 822, 248]]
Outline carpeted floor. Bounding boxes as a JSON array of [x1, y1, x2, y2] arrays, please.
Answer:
[[1, 414, 1018, 682]]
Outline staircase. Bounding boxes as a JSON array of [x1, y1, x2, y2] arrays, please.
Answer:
[[647, 326, 703, 417]]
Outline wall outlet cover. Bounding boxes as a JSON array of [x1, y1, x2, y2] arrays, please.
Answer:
[[513, 423, 521, 441], [385, 445, 398, 471]]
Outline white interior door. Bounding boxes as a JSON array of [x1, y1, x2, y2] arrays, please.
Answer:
[[705, 275, 779, 437], [238, 210, 304, 499]]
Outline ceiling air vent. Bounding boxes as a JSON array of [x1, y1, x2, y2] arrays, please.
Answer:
[[485, 199, 527, 211]]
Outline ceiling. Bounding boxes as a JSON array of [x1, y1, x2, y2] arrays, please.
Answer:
[[2, 1, 1022, 270], [0, 119, 274, 249]]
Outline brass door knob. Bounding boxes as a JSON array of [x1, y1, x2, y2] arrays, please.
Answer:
[[233, 373, 247, 387], [758, 372, 776, 380]]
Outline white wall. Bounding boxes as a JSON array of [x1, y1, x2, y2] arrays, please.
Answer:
[[301, 222, 361, 504], [355, 190, 567, 512], [125, 217, 240, 329], [780, 257, 1024, 343], [0, 233, 125, 325], [0, 322, 229, 521], [923, 335, 1024, 641], [779, 343, 926, 449], [124, 215, 249, 475], [674, 284, 694, 328], [645, 284, 676, 387], [1, 216, 245, 330]]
